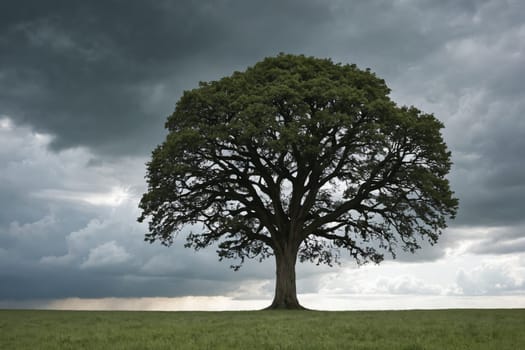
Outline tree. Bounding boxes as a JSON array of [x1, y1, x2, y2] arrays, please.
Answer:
[[138, 54, 458, 309]]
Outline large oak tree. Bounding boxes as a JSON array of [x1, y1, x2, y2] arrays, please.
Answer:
[[138, 54, 458, 309]]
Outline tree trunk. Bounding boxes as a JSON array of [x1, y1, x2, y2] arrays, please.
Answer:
[[265, 246, 305, 310]]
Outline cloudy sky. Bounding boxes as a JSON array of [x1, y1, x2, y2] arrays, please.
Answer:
[[1, 0, 525, 311]]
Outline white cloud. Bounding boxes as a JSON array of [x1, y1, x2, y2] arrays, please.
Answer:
[[7, 215, 57, 239], [374, 275, 443, 295], [314, 262, 449, 296], [0, 116, 146, 203], [40, 199, 147, 270], [454, 256, 525, 295], [0, 116, 13, 130], [304, 253, 525, 299], [34, 186, 131, 207], [81, 241, 131, 269]]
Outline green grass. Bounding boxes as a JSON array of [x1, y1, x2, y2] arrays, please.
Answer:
[[0, 309, 524, 349]]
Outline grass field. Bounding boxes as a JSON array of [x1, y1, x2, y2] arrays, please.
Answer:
[[1, 309, 524, 349]]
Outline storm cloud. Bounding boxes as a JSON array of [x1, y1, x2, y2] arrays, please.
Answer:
[[1, 0, 525, 308]]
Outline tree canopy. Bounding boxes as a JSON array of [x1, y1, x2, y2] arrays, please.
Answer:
[[138, 54, 458, 309]]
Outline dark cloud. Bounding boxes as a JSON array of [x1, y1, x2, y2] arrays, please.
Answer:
[[1, 0, 525, 303], [0, 0, 334, 155], [446, 96, 525, 227], [0, 193, 274, 300], [468, 224, 525, 255]]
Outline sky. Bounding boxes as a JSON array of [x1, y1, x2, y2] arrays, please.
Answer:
[[1, 0, 524, 311]]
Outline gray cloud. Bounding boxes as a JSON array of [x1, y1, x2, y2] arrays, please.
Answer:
[[467, 224, 525, 255], [0, 0, 334, 156], [1, 0, 525, 303]]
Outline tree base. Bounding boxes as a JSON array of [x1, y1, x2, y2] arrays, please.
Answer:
[[263, 300, 308, 310]]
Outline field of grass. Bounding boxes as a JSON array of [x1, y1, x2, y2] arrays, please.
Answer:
[[1, 309, 524, 349]]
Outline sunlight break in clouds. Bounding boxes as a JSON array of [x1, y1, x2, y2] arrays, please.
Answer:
[[35, 187, 131, 207], [0, 117, 13, 130]]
